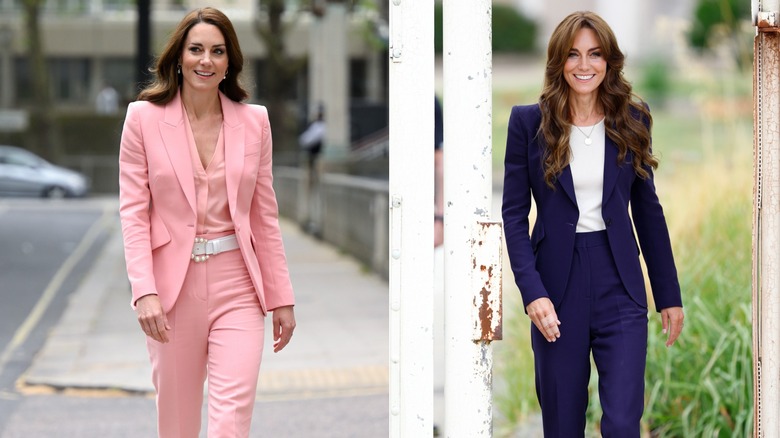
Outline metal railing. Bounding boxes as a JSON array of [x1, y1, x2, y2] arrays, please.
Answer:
[[273, 166, 389, 279]]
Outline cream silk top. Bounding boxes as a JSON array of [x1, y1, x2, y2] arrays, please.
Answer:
[[183, 108, 233, 236]]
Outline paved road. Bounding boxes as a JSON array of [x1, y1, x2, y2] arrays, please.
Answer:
[[0, 198, 114, 430], [0, 196, 390, 437]]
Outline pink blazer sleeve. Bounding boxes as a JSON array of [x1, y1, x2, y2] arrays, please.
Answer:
[[118, 102, 158, 306], [249, 106, 295, 310]]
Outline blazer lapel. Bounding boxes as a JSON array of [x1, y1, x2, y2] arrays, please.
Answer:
[[558, 166, 577, 206], [220, 92, 245, 219], [602, 135, 620, 205], [159, 92, 196, 214]]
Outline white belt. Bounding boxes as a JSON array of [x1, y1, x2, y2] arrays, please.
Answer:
[[191, 234, 239, 262]]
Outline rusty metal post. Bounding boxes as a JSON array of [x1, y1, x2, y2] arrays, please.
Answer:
[[471, 221, 503, 344], [442, 0, 501, 436], [754, 2, 780, 436], [388, 0, 435, 436]]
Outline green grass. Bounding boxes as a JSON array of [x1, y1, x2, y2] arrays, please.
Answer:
[[494, 67, 754, 436]]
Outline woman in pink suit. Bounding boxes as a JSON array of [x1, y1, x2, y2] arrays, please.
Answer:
[[118, 7, 296, 437]]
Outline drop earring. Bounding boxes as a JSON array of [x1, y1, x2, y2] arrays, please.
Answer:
[[177, 65, 181, 74], [224, 69, 228, 80]]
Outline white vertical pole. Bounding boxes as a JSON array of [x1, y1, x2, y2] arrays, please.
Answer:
[[442, 0, 495, 436], [755, 2, 780, 436], [762, 0, 780, 12], [388, 0, 434, 436]]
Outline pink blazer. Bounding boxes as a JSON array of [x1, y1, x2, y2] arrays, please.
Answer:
[[118, 91, 295, 315]]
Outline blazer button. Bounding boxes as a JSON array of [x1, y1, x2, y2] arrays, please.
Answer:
[[605, 218, 612, 226]]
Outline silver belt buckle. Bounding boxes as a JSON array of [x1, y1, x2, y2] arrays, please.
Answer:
[[191, 234, 237, 263], [193, 240, 207, 254], [192, 237, 211, 263]]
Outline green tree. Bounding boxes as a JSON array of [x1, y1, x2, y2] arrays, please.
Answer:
[[22, 0, 55, 160], [689, 0, 752, 69], [254, 0, 308, 163], [434, 3, 536, 54]]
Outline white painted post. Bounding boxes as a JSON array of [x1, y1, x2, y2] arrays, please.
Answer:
[[388, 0, 434, 436], [761, 0, 780, 13], [754, 1, 780, 436], [442, 1, 498, 436]]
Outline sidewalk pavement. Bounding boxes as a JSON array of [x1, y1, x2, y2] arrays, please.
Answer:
[[21, 213, 389, 402]]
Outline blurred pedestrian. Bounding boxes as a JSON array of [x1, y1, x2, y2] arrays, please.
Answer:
[[299, 104, 325, 171], [501, 11, 684, 437], [118, 7, 296, 437], [96, 83, 120, 114]]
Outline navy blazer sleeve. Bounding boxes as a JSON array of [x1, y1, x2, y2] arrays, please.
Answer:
[[502, 105, 549, 309], [630, 163, 683, 310]]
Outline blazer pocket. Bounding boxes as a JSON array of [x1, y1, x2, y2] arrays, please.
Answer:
[[150, 214, 171, 250]]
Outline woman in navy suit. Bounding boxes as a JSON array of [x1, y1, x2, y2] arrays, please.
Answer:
[[502, 11, 684, 437]]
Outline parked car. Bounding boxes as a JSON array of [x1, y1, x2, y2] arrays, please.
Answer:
[[0, 145, 90, 198]]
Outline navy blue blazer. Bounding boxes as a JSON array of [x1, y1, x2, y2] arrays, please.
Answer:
[[502, 104, 682, 312]]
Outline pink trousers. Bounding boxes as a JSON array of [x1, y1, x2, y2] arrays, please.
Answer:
[[147, 243, 265, 438]]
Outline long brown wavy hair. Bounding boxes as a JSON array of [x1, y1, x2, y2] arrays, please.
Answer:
[[137, 7, 249, 104], [538, 11, 656, 188]]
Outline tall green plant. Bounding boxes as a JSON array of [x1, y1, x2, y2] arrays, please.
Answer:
[[644, 159, 752, 436]]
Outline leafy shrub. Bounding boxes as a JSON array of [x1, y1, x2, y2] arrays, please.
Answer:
[[434, 3, 536, 54]]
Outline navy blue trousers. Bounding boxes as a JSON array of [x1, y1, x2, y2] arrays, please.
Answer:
[[531, 231, 648, 437]]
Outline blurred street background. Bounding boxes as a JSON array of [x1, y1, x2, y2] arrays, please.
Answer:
[[0, 0, 753, 437]]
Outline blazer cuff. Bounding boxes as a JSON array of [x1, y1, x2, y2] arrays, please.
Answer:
[[268, 303, 295, 312], [131, 292, 158, 309]]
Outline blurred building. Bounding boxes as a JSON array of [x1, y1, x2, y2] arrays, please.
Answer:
[[0, 0, 387, 119]]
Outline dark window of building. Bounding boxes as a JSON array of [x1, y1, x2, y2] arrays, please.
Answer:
[[350, 58, 367, 100], [14, 57, 90, 105], [254, 59, 268, 101], [50, 58, 90, 102], [13, 57, 32, 103], [253, 57, 369, 102], [254, 59, 302, 102], [102, 57, 136, 102]]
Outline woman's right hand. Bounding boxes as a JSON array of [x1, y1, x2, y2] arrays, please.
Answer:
[[135, 294, 171, 343], [526, 297, 561, 342]]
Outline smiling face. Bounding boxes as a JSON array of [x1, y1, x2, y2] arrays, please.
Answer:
[[179, 23, 228, 95], [563, 27, 606, 101]]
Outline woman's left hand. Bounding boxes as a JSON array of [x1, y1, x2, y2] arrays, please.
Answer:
[[272, 305, 296, 352], [660, 306, 684, 347]]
